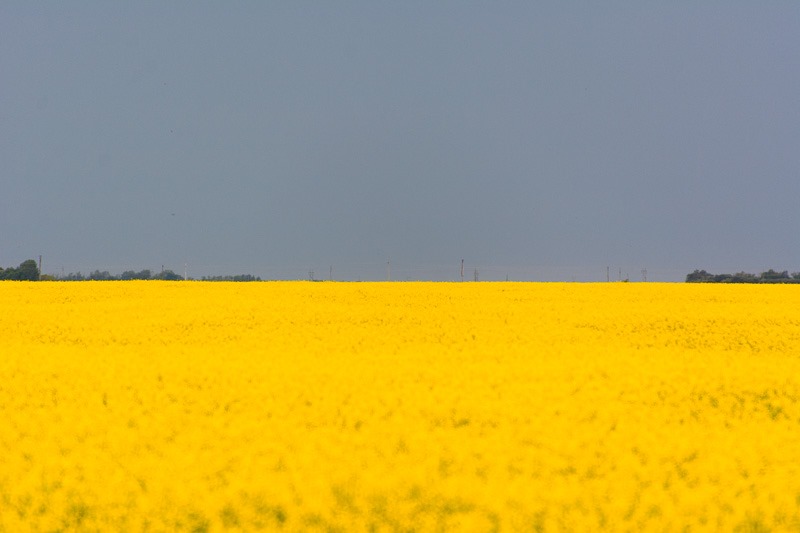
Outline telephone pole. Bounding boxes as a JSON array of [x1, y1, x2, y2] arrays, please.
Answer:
[[461, 259, 464, 282]]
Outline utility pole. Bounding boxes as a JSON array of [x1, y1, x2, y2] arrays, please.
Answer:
[[474, 268, 479, 282], [461, 259, 464, 282], [387, 259, 391, 281], [38, 255, 42, 280], [329, 265, 333, 281], [607, 266, 610, 282], [641, 269, 647, 282]]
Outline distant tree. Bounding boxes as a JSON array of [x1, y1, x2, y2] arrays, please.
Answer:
[[201, 274, 261, 282], [730, 272, 758, 283], [120, 269, 152, 280], [88, 270, 115, 281], [0, 259, 39, 281], [234, 274, 261, 282], [18, 260, 40, 280], [686, 270, 714, 283], [760, 269, 790, 281]]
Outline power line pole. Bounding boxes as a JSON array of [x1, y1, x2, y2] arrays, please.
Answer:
[[461, 259, 464, 282], [387, 259, 391, 281]]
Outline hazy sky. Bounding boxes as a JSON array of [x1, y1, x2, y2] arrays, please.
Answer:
[[3, 3, 799, 281]]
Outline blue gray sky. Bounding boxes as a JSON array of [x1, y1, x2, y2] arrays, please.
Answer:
[[2, 3, 799, 281]]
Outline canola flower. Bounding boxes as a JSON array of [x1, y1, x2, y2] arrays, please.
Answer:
[[2, 281, 800, 531]]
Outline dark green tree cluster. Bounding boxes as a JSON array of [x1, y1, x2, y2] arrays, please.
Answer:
[[200, 274, 262, 282], [56, 269, 261, 281], [686, 269, 800, 283], [0, 259, 40, 281], [59, 269, 184, 281]]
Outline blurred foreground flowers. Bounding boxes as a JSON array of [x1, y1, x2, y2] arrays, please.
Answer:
[[2, 281, 800, 531]]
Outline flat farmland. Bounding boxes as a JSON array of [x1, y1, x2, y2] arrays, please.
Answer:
[[2, 281, 800, 531]]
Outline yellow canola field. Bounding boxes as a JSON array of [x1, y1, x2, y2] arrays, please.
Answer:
[[2, 281, 800, 532]]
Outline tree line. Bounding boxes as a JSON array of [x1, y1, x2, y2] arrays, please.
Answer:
[[58, 270, 261, 281], [686, 269, 800, 283], [5, 258, 799, 284], [59, 269, 185, 281], [0, 259, 260, 281], [0, 259, 40, 281]]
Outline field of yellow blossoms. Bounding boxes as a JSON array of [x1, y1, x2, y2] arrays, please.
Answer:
[[2, 281, 800, 531]]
